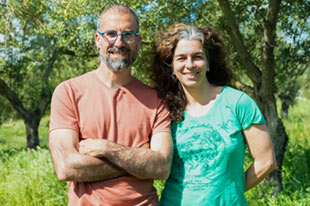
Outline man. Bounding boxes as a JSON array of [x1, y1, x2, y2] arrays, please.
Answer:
[[48, 4, 173, 206]]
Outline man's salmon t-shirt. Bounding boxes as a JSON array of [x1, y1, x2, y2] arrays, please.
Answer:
[[49, 70, 171, 206]]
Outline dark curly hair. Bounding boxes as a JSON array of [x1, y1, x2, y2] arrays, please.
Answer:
[[150, 23, 232, 122]]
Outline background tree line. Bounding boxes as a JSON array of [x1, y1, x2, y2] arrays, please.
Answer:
[[0, 0, 309, 192]]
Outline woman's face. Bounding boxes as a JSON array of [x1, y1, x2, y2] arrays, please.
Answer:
[[172, 39, 208, 89]]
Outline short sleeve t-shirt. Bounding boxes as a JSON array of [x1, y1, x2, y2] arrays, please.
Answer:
[[160, 86, 265, 206], [49, 70, 170, 206]]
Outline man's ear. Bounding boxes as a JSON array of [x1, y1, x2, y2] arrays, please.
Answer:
[[95, 33, 101, 49]]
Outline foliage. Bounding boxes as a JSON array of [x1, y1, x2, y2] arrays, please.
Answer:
[[0, 0, 112, 147], [275, 0, 310, 116], [298, 68, 310, 99], [0, 148, 67, 206], [0, 0, 96, 108], [0, 100, 309, 205]]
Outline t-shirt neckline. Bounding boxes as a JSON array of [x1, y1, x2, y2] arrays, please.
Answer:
[[184, 86, 227, 119], [92, 70, 136, 91]]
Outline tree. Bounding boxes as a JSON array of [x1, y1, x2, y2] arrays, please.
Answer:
[[275, 0, 310, 118], [0, 0, 97, 148], [215, 0, 310, 191]]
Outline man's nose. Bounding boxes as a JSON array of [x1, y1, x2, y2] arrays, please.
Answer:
[[113, 34, 124, 47]]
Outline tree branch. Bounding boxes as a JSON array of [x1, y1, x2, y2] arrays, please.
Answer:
[[295, 63, 309, 80], [231, 78, 254, 98], [0, 78, 28, 119], [261, 0, 282, 96], [10, 4, 57, 42], [217, 0, 262, 85], [60, 48, 97, 57], [42, 49, 58, 85], [37, 48, 59, 115]]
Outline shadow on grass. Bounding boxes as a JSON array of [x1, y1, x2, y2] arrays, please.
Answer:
[[0, 147, 26, 162], [0, 145, 49, 162]]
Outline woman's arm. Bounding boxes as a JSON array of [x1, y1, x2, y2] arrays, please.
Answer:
[[244, 124, 277, 191]]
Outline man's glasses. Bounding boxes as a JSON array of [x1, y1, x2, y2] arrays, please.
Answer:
[[97, 30, 139, 45]]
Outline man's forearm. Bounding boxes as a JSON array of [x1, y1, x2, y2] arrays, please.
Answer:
[[63, 153, 127, 182], [79, 137, 173, 180], [49, 136, 127, 182]]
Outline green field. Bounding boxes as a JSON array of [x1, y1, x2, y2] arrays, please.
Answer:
[[0, 100, 309, 205]]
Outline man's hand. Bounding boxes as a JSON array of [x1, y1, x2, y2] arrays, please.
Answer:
[[79, 139, 109, 158]]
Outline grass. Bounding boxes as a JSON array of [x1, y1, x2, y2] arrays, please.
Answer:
[[0, 116, 67, 205], [0, 148, 67, 206], [0, 100, 309, 205], [0, 116, 49, 151]]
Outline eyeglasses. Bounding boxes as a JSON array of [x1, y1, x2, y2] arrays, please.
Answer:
[[97, 30, 139, 45]]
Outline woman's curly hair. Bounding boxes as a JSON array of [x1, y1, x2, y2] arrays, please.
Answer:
[[150, 23, 232, 122]]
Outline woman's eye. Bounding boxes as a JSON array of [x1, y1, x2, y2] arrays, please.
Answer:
[[176, 57, 186, 61]]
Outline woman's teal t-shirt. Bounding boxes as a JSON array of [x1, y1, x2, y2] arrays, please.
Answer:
[[160, 86, 266, 206]]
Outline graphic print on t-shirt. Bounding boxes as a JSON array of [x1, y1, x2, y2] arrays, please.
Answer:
[[171, 122, 230, 189]]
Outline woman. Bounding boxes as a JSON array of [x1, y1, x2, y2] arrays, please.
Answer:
[[151, 24, 277, 205]]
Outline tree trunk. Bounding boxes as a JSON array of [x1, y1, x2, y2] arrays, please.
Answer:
[[24, 114, 41, 149], [280, 98, 290, 119]]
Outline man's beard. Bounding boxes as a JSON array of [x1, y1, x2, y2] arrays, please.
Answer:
[[100, 46, 138, 72]]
